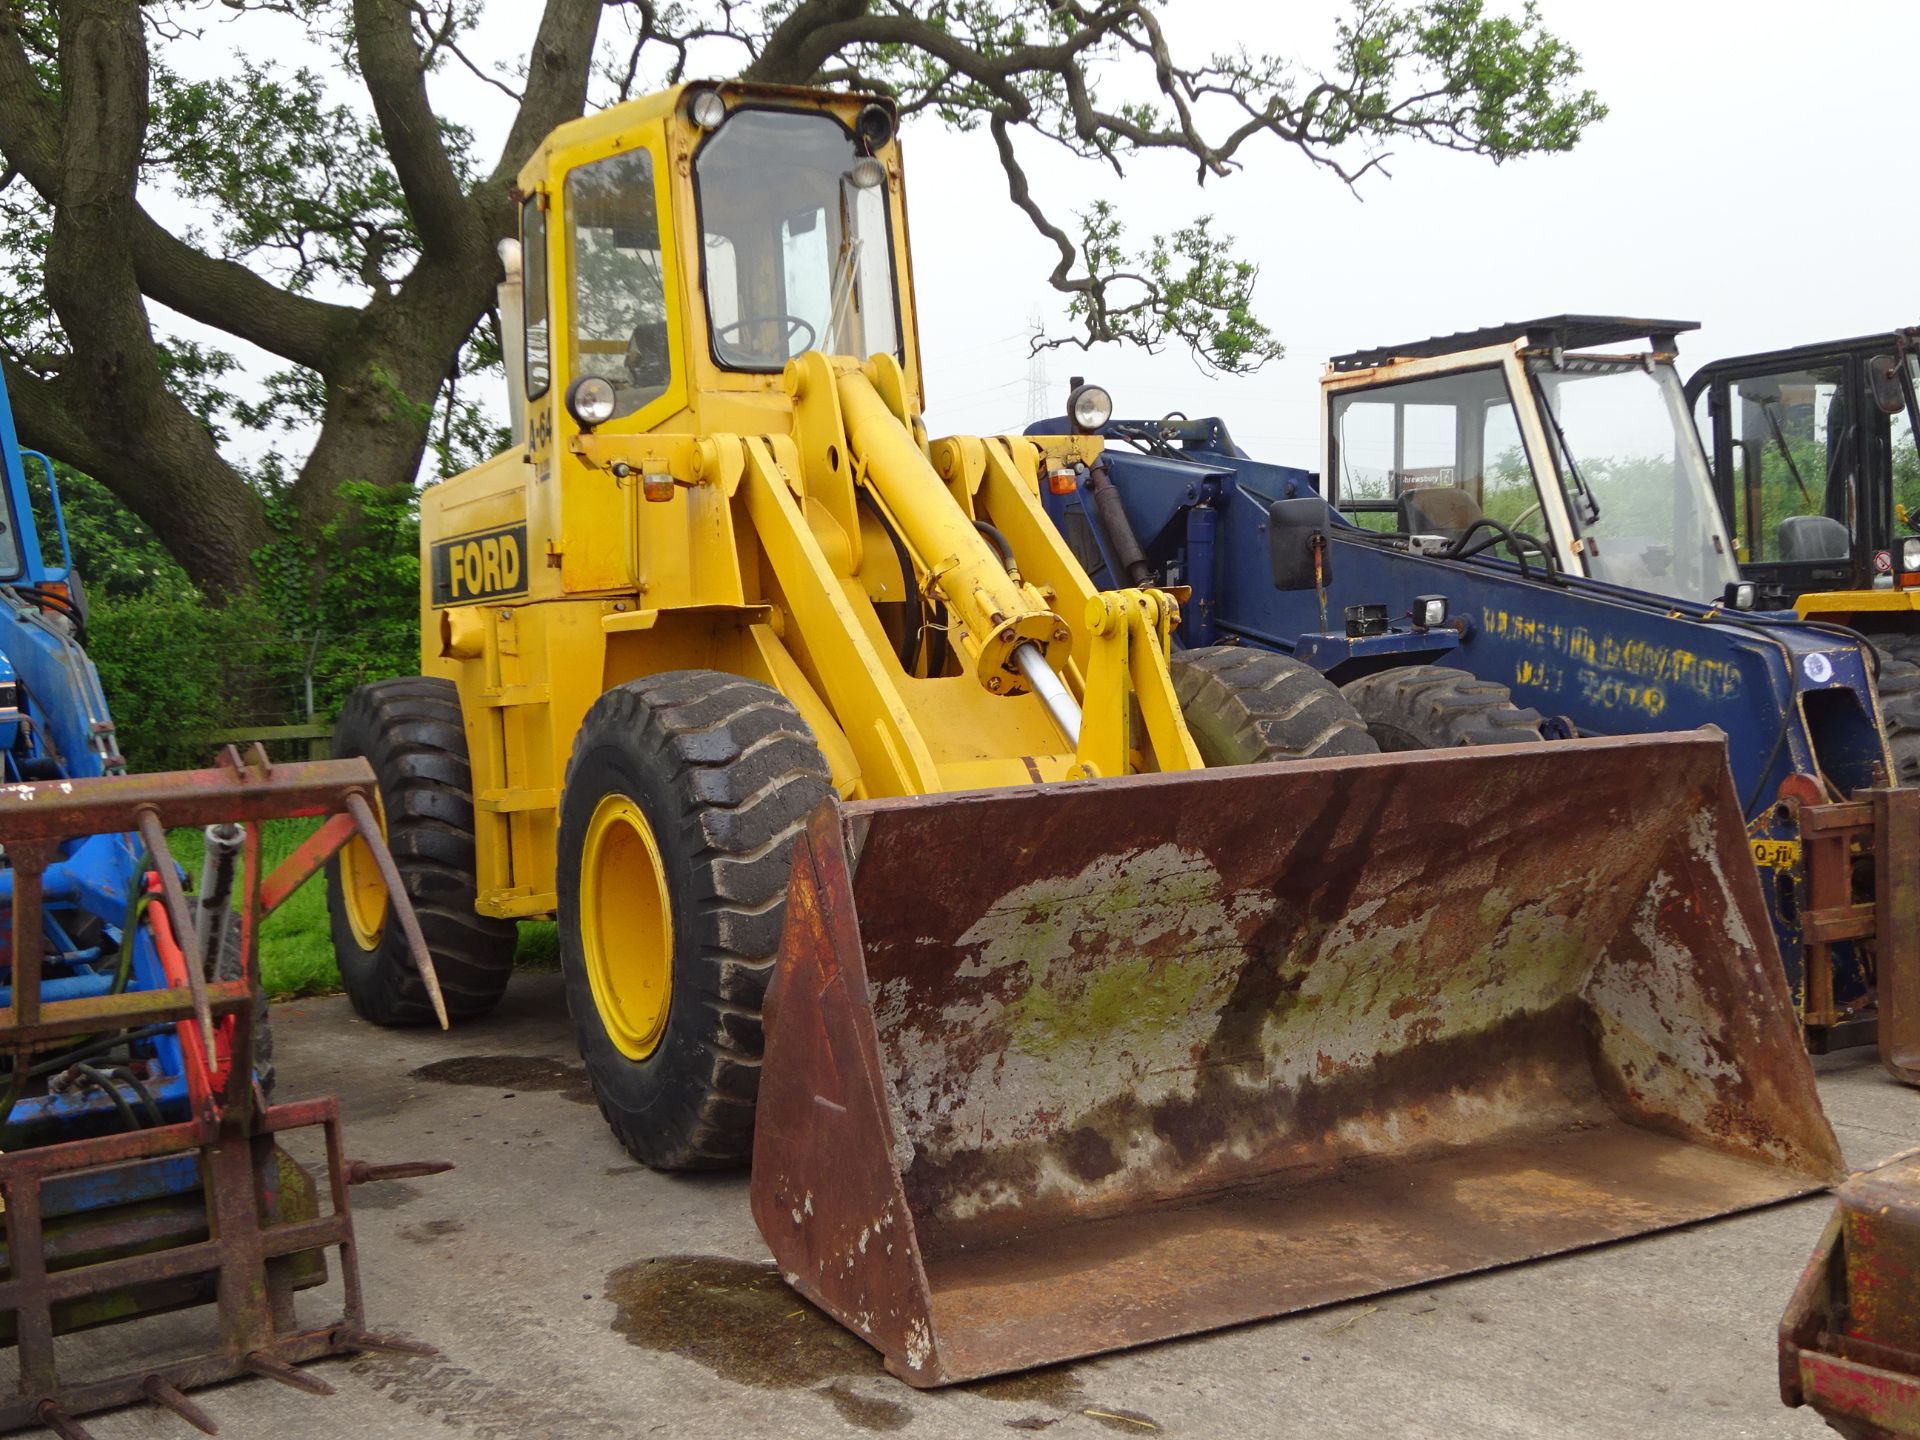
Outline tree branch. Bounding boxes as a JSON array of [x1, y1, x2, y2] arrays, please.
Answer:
[[352, 0, 482, 261], [0, 22, 353, 371], [43, 0, 268, 594], [741, 0, 873, 84], [490, 0, 602, 191]]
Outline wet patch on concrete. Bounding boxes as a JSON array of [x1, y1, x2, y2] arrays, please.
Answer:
[[605, 1256, 1145, 1432], [399, 1217, 466, 1245], [1081, 1406, 1159, 1433], [820, 1379, 913, 1431], [411, 1054, 595, 1105], [606, 1255, 885, 1380], [967, 1365, 1084, 1408], [348, 1179, 422, 1211]]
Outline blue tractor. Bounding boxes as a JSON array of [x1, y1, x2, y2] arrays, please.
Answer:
[[1038, 317, 1920, 1062], [0, 369, 450, 1435]]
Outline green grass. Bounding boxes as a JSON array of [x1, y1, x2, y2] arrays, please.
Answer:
[[168, 818, 558, 999]]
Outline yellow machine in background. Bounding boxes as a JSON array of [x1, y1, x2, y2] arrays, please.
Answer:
[[326, 82, 1843, 1383]]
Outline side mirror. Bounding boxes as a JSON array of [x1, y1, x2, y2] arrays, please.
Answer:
[[1269, 496, 1332, 591], [1868, 355, 1907, 416]]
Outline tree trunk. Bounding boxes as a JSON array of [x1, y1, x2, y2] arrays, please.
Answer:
[[40, 0, 273, 597]]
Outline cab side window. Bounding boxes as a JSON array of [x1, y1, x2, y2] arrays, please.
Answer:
[[1729, 364, 1851, 563], [1329, 368, 1530, 540], [523, 196, 550, 400]]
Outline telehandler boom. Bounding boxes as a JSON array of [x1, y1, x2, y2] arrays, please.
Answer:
[[331, 82, 1844, 1384]]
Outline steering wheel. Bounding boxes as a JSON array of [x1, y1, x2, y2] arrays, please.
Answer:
[[715, 314, 818, 355], [1508, 499, 1545, 531]]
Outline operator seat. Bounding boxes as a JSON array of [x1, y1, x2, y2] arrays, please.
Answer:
[[1777, 514, 1851, 562], [1399, 486, 1482, 542], [620, 319, 672, 409]]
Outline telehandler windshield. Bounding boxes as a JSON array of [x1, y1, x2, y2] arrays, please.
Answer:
[[1531, 359, 1738, 601], [694, 107, 900, 369]]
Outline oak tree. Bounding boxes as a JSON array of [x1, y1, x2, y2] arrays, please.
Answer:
[[0, 0, 1601, 594]]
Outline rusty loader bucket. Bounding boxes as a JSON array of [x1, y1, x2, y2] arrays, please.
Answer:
[[753, 732, 1845, 1386]]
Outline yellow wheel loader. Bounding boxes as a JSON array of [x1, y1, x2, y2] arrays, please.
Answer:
[[330, 81, 1846, 1384]]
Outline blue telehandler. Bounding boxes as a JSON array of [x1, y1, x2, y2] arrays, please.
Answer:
[[0, 368, 452, 1435], [1038, 316, 1920, 1073]]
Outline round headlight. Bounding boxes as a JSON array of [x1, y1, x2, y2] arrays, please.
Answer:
[[1067, 383, 1113, 434], [1903, 537, 1920, 573], [687, 88, 727, 130], [855, 102, 894, 152], [847, 156, 887, 191], [566, 375, 618, 430]]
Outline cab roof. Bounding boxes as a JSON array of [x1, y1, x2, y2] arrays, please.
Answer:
[[515, 81, 893, 192], [1329, 315, 1700, 373]]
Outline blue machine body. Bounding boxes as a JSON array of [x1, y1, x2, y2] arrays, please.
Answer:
[[1038, 416, 1892, 1027], [0, 369, 202, 1140]]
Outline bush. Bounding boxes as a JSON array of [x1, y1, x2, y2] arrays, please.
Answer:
[[80, 481, 422, 773], [86, 587, 287, 772]]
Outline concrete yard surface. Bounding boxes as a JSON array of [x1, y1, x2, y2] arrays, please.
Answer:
[[33, 973, 1912, 1440]]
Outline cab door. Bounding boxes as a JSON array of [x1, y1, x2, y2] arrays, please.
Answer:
[[1687, 343, 1900, 604]]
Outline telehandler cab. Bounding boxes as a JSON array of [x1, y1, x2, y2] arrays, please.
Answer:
[[330, 83, 1843, 1384]]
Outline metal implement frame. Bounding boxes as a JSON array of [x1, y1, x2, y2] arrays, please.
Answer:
[[0, 747, 446, 1437], [1781, 1153, 1920, 1439], [1798, 789, 1920, 1073]]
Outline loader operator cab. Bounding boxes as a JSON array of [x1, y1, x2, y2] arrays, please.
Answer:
[[1324, 316, 1741, 605], [503, 82, 920, 451]]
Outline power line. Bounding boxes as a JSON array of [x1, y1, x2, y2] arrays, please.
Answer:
[[1024, 309, 1050, 425]]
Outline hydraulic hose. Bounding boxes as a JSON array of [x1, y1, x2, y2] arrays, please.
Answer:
[[1084, 460, 1155, 587]]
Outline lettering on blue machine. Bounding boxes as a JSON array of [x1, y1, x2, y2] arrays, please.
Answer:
[[1480, 607, 1741, 720]]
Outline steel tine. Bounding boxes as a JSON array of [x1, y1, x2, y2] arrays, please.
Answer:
[[343, 791, 449, 1030], [245, 1352, 335, 1396], [134, 807, 216, 1056], [142, 1375, 219, 1435], [336, 1327, 438, 1357], [35, 1401, 97, 1440], [345, 1158, 454, 1185]]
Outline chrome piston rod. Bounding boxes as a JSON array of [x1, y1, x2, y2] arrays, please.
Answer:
[[1013, 642, 1081, 746]]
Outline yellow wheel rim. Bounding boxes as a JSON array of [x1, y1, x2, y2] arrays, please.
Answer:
[[579, 792, 674, 1061], [340, 787, 389, 951]]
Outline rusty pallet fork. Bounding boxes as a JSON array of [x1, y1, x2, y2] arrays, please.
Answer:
[[0, 748, 449, 1438]]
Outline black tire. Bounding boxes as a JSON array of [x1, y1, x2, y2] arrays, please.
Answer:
[[326, 677, 518, 1026], [1864, 632, 1920, 785], [1340, 666, 1546, 750], [1169, 645, 1378, 764], [556, 672, 833, 1171]]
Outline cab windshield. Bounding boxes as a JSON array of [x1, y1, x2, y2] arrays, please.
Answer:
[[1530, 359, 1738, 603], [693, 108, 900, 370]]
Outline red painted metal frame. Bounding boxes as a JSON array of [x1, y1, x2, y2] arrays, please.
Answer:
[[1781, 1152, 1920, 1439], [0, 747, 444, 1437]]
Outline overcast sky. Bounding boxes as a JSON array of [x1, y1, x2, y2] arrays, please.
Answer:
[[162, 0, 1920, 474]]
